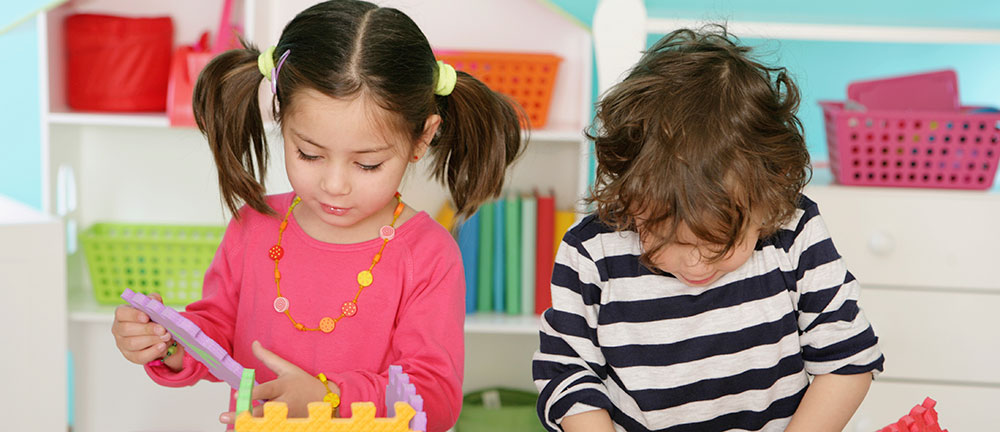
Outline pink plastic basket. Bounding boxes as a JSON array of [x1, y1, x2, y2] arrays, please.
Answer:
[[820, 101, 1000, 189]]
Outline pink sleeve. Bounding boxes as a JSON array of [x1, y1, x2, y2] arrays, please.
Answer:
[[332, 232, 465, 432], [144, 214, 248, 387]]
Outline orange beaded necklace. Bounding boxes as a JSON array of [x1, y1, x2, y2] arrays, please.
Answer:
[[268, 192, 404, 333]]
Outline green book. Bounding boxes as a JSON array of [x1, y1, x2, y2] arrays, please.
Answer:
[[504, 194, 522, 315], [477, 201, 494, 312], [520, 194, 537, 315]]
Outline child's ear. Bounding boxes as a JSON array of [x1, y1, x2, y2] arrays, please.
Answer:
[[412, 114, 441, 162]]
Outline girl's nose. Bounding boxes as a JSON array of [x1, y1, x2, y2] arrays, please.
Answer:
[[321, 169, 351, 195]]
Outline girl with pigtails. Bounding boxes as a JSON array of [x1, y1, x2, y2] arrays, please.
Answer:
[[111, 1, 524, 430]]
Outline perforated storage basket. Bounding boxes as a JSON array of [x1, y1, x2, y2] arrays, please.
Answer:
[[820, 101, 1000, 189], [81, 223, 224, 305], [434, 51, 561, 128]]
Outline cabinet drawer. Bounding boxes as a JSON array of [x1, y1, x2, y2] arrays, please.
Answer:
[[862, 288, 1000, 384], [806, 185, 1000, 291]]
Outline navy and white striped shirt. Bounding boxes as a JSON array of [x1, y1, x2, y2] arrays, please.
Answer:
[[533, 196, 884, 431]]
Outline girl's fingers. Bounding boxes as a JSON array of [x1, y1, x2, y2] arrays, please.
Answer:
[[129, 333, 170, 351], [219, 411, 235, 424], [115, 321, 167, 338], [251, 379, 280, 402], [252, 341, 299, 377], [114, 305, 149, 324], [128, 341, 168, 364]]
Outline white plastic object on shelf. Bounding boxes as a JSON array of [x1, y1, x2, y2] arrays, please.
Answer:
[[867, 229, 895, 256]]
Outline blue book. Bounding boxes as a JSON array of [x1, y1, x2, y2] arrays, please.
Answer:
[[492, 198, 505, 313], [477, 202, 494, 312], [457, 211, 480, 314]]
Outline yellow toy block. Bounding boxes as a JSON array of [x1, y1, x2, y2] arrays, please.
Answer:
[[235, 400, 420, 432]]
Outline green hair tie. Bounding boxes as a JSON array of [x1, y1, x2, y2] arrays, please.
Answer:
[[258, 46, 277, 80], [434, 60, 457, 96]]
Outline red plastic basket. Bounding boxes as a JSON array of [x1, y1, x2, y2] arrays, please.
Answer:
[[65, 14, 173, 112], [820, 101, 1000, 190], [435, 51, 561, 128]]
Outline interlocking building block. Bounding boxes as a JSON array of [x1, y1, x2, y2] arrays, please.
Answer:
[[385, 365, 426, 431], [121, 288, 252, 389], [877, 397, 949, 432], [234, 365, 428, 432], [235, 401, 420, 432]]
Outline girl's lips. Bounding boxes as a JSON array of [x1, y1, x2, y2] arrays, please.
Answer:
[[682, 272, 717, 285], [321, 204, 349, 216]]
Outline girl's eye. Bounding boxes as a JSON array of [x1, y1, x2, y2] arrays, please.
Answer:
[[296, 149, 320, 161], [358, 162, 383, 171]]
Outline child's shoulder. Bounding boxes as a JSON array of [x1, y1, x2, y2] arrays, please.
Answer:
[[562, 213, 638, 258], [397, 211, 458, 250]]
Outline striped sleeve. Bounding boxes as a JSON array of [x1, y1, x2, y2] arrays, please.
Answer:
[[533, 231, 614, 431], [787, 200, 885, 377]]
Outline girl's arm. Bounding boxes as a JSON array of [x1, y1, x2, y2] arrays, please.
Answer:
[[561, 409, 617, 432], [784, 373, 872, 432], [144, 213, 248, 386]]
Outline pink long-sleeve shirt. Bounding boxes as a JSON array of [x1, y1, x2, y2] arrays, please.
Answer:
[[145, 193, 465, 431]]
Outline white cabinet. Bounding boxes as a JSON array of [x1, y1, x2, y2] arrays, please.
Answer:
[[0, 195, 66, 431], [42, 0, 590, 430], [806, 182, 1000, 431]]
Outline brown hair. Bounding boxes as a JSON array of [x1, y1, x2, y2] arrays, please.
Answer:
[[193, 0, 524, 218], [586, 25, 811, 264]]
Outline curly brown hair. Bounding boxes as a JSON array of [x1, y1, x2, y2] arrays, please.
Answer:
[[586, 25, 811, 265]]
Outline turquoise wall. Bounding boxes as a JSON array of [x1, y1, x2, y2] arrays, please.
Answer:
[[0, 18, 43, 209]]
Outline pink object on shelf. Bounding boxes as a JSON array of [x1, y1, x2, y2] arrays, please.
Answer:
[[386, 365, 427, 431], [121, 288, 251, 389], [876, 397, 949, 432], [819, 101, 1000, 190], [848, 69, 960, 112]]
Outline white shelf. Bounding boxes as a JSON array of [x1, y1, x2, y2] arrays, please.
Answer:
[[464, 312, 543, 335], [69, 289, 543, 334], [46, 110, 585, 143], [47, 111, 171, 128]]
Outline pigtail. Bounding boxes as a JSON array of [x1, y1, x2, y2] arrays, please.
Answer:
[[428, 72, 525, 217], [192, 43, 275, 219]]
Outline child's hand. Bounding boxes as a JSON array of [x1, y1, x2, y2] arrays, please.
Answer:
[[219, 340, 331, 424], [111, 293, 175, 365]]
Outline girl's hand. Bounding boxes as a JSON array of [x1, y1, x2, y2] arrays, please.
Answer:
[[219, 340, 333, 424], [111, 293, 176, 366]]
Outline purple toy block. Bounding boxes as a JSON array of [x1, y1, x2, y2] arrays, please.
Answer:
[[122, 288, 250, 389], [385, 365, 427, 431]]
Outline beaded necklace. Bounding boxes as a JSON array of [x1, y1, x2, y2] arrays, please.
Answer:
[[269, 193, 404, 333]]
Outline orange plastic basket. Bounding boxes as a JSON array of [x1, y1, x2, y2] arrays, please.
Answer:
[[435, 51, 562, 128]]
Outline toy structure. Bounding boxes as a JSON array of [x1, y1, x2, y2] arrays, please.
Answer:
[[235, 365, 427, 432], [877, 397, 949, 432], [121, 288, 252, 389], [122, 288, 428, 430]]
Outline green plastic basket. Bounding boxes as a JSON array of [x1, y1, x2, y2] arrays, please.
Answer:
[[456, 388, 546, 432], [80, 222, 224, 305]]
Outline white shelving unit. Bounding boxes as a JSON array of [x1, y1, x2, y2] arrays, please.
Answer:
[[41, 0, 591, 430]]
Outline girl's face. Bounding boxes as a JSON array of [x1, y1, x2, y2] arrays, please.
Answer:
[[640, 220, 759, 287], [281, 88, 437, 242]]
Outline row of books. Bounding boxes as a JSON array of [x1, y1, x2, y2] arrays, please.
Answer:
[[436, 192, 576, 315]]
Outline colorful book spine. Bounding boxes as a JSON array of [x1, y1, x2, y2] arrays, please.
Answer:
[[477, 201, 494, 313], [434, 201, 457, 233], [492, 199, 505, 313], [456, 211, 480, 314], [535, 192, 555, 315], [554, 210, 577, 259], [520, 195, 537, 316], [504, 194, 521, 315]]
